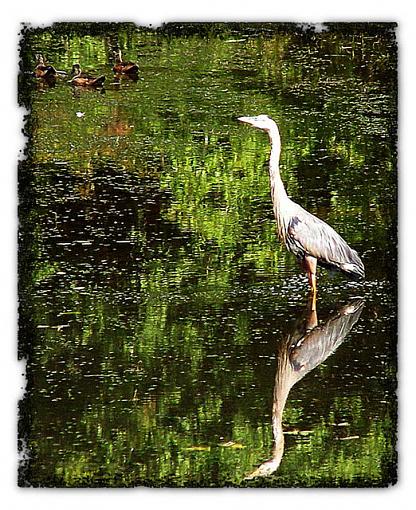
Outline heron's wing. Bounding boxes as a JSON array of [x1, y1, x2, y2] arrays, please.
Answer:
[[286, 207, 364, 277]]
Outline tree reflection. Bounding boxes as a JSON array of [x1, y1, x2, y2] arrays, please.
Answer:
[[245, 298, 364, 480]]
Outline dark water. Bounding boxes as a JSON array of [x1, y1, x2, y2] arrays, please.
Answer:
[[18, 23, 397, 487]]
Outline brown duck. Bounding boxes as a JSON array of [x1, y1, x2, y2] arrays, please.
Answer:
[[69, 64, 106, 87], [33, 54, 59, 79], [112, 49, 139, 75]]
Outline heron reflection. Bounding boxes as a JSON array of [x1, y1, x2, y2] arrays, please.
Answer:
[[245, 298, 364, 480]]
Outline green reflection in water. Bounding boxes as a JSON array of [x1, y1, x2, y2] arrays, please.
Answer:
[[19, 22, 397, 487]]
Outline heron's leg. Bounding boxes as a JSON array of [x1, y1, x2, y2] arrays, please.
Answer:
[[309, 276, 317, 311], [302, 256, 317, 311]]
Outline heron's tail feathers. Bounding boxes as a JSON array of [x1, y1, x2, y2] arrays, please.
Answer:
[[318, 249, 365, 280], [339, 258, 365, 280]]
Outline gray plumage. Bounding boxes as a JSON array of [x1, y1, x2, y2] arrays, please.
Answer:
[[285, 206, 365, 278], [238, 114, 365, 282]]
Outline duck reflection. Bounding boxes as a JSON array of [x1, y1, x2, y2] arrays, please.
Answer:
[[35, 74, 57, 90], [112, 73, 139, 84], [245, 297, 365, 480]]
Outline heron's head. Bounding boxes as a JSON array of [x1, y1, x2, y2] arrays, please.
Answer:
[[238, 114, 278, 133]]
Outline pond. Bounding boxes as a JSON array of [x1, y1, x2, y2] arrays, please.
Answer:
[[18, 22, 397, 487]]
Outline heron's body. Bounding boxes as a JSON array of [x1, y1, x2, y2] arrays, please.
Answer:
[[69, 64, 106, 87], [276, 200, 364, 279], [112, 49, 139, 75], [238, 115, 364, 309]]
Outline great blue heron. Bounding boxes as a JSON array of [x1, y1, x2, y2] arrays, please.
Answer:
[[238, 115, 365, 310]]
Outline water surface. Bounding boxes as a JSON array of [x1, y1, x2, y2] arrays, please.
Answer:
[[18, 22, 397, 487]]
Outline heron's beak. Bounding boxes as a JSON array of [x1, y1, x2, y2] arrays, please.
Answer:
[[238, 116, 255, 125]]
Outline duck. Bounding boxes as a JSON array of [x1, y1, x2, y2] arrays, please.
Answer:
[[33, 54, 59, 79], [112, 48, 139, 75], [69, 64, 106, 87]]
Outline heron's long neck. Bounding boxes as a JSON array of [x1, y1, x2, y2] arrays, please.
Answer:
[[269, 127, 288, 203], [268, 127, 289, 234]]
